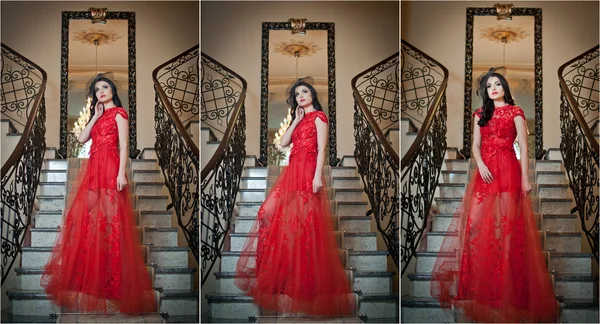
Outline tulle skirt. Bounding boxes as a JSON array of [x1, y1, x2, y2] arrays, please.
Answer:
[[41, 150, 156, 314], [430, 151, 558, 322], [234, 151, 355, 316]]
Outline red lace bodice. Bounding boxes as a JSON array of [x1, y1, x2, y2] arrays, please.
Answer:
[[290, 110, 328, 159], [89, 107, 128, 156], [473, 105, 525, 163]]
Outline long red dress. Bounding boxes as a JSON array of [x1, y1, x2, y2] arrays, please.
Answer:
[[234, 110, 355, 316], [430, 105, 558, 322], [41, 107, 156, 314]]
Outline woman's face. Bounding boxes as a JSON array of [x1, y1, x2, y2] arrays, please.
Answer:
[[486, 76, 505, 101], [295, 85, 313, 108], [95, 80, 113, 104]]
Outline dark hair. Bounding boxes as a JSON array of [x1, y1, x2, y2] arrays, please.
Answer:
[[87, 76, 123, 122], [287, 80, 323, 123], [477, 72, 515, 127]]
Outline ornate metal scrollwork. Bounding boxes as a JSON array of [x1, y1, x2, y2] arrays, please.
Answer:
[[461, 7, 545, 160], [1, 43, 47, 285], [400, 40, 448, 275], [153, 46, 199, 264], [200, 52, 247, 286], [352, 52, 399, 268], [58, 11, 139, 159], [258, 22, 339, 167], [558, 45, 599, 263]]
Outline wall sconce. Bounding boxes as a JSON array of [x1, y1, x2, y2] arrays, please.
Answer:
[[89, 7, 108, 24], [289, 18, 307, 35], [494, 4, 514, 21]]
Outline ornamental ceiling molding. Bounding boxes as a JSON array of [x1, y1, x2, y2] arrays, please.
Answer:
[[273, 40, 321, 57], [480, 25, 530, 43], [72, 28, 122, 45]]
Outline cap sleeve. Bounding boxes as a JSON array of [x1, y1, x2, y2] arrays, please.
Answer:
[[472, 108, 483, 118], [115, 107, 129, 120], [513, 106, 525, 120], [314, 111, 328, 124]]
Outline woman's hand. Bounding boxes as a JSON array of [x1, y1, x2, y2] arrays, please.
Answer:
[[116, 173, 127, 192], [478, 162, 494, 184], [312, 176, 323, 193], [295, 107, 305, 123], [94, 102, 105, 120], [522, 179, 532, 196]]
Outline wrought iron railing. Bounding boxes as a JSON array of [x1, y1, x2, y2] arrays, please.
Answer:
[[558, 45, 599, 263], [351, 52, 399, 268], [1, 43, 47, 285], [200, 53, 247, 286], [399, 40, 449, 275], [152, 45, 199, 264]]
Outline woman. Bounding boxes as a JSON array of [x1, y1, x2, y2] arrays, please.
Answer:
[[41, 74, 156, 314], [430, 68, 558, 322], [235, 78, 355, 316]]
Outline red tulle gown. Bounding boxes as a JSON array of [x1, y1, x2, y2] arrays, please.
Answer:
[[41, 107, 156, 314], [235, 110, 355, 316], [431, 105, 558, 322]]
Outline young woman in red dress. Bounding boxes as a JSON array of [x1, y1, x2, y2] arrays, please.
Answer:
[[41, 74, 156, 314], [235, 78, 355, 316], [430, 68, 559, 322]]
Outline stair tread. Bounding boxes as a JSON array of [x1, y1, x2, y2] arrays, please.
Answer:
[[549, 252, 594, 257]]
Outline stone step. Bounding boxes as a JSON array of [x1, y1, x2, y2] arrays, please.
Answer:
[[334, 188, 366, 202], [37, 182, 66, 196], [133, 170, 164, 182], [129, 159, 159, 171], [546, 148, 563, 161], [444, 147, 460, 160], [414, 251, 456, 274], [559, 298, 599, 323], [339, 216, 372, 233], [341, 155, 357, 167], [206, 293, 260, 320], [535, 160, 563, 172], [143, 227, 179, 247], [553, 274, 599, 300], [140, 148, 158, 160], [337, 201, 369, 217], [401, 296, 454, 323], [358, 293, 399, 322], [540, 198, 574, 214], [159, 289, 199, 316], [332, 176, 363, 189], [425, 231, 457, 253], [342, 232, 378, 251], [40, 170, 67, 182], [435, 183, 466, 199], [7, 289, 61, 316], [407, 273, 454, 298], [235, 201, 337, 217], [34, 210, 64, 228], [441, 159, 470, 171], [438, 170, 468, 184], [353, 271, 394, 294], [148, 247, 189, 267], [544, 231, 582, 253], [134, 181, 166, 196], [536, 171, 567, 184], [240, 176, 267, 189], [154, 266, 196, 291], [548, 253, 594, 274], [42, 159, 68, 171], [541, 214, 578, 232], [137, 195, 170, 212], [37, 195, 65, 210], [243, 167, 267, 178], [538, 184, 570, 199], [139, 210, 175, 228]]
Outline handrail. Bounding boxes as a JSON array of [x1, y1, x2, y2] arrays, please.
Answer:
[[1, 43, 47, 285], [351, 52, 400, 268], [557, 45, 599, 263], [400, 40, 449, 168], [200, 52, 247, 286], [557, 45, 599, 157], [151, 45, 200, 264], [200, 53, 247, 180], [152, 45, 199, 159], [1, 44, 47, 177], [399, 39, 449, 275]]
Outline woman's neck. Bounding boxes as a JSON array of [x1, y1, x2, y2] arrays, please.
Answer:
[[493, 100, 507, 108], [102, 101, 117, 109], [302, 105, 316, 113]]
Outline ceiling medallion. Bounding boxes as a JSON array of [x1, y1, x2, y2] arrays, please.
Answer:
[[481, 26, 529, 43], [274, 41, 320, 57], [73, 29, 121, 46]]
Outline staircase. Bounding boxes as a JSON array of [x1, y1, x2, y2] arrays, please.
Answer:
[[204, 156, 399, 322], [4, 148, 198, 322], [401, 148, 599, 323]]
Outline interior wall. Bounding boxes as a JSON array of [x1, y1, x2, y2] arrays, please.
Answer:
[[401, 1, 599, 151], [201, 1, 400, 160], [1, 1, 199, 153]]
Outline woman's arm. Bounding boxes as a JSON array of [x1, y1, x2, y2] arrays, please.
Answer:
[[473, 115, 493, 184], [116, 113, 129, 191], [78, 103, 103, 143], [514, 115, 531, 195], [312, 117, 328, 193], [280, 108, 304, 147]]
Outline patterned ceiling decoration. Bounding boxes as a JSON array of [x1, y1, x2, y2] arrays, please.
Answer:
[[481, 25, 530, 43], [72, 28, 122, 46], [273, 40, 321, 57]]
